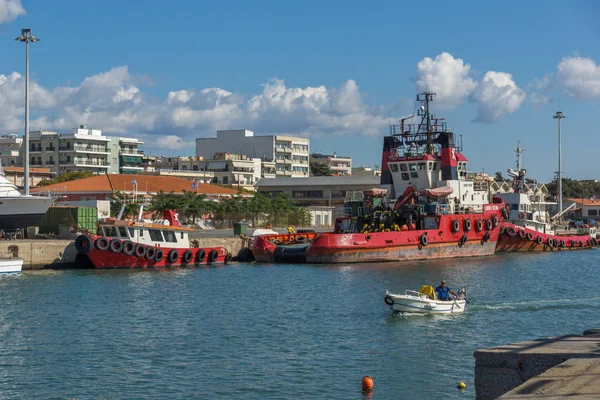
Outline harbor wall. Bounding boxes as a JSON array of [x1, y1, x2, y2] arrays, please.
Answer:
[[0, 237, 247, 269], [474, 329, 600, 399]]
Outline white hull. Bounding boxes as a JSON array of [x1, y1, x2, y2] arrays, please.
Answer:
[[385, 290, 466, 314], [0, 258, 23, 274]]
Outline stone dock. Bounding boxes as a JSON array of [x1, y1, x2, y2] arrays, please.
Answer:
[[475, 329, 600, 399], [0, 237, 246, 269]]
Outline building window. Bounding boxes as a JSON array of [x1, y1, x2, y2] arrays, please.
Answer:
[[309, 191, 323, 198], [222, 176, 228, 184], [292, 191, 306, 198], [331, 190, 346, 198], [149, 229, 164, 242], [588, 209, 598, 216], [162, 230, 177, 242]]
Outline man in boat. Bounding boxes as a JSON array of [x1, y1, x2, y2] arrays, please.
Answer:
[[435, 280, 457, 301]]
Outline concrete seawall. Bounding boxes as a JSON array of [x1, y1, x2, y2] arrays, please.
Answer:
[[1, 237, 247, 269], [474, 329, 600, 399]]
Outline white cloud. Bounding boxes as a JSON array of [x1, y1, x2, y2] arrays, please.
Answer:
[[528, 75, 553, 107], [470, 71, 526, 123], [0, 0, 25, 23], [557, 55, 600, 100], [415, 52, 478, 107], [0, 67, 392, 149], [155, 135, 192, 150]]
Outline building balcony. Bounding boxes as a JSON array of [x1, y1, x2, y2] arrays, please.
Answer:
[[45, 147, 56, 152], [275, 147, 293, 153], [45, 161, 56, 165], [119, 150, 143, 156], [60, 160, 109, 167], [29, 147, 42, 153], [60, 145, 110, 154]]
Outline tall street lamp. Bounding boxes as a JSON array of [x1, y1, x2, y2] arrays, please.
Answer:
[[553, 111, 565, 221], [15, 28, 40, 196]]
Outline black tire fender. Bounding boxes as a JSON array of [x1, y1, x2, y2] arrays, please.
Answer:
[[196, 249, 206, 263], [75, 235, 93, 254], [154, 249, 164, 263], [464, 219, 472, 232], [452, 220, 460, 233], [167, 249, 179, 263], [419, 234, 428, 246], [182, 250, 193, 264], [208, 249, 219, 263], [122, 240, 135, 256], [109, 239, 123, 253], [145, 246, 156, 261], [95, 237, 110, 251], [384, 295, 394, 306], [134, 244, 146, 258]]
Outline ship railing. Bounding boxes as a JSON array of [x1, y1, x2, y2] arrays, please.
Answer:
[[435, 203, 454, 215], [455, 204, 484, 214]]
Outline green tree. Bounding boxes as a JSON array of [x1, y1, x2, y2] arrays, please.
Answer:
[[37, 171, 94, 187], [310, 161, 332, 176], [494, 171, 504, 182], [108, 191, 139, 218]]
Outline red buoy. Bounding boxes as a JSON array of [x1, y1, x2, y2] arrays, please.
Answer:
[[361, 375, 374, 392]]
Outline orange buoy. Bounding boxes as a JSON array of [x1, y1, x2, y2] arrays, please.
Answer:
[[361, 375, 374, 392]]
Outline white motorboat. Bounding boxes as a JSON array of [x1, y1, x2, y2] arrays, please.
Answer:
[[0, 257, 23, 274], [384, 285, 467, 314]]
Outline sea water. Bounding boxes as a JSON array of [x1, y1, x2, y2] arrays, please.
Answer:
[[0, 250, 598, 399]]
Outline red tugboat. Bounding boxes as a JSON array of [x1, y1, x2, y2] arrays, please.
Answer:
[[304, 91, 508, 264], [74, 210, 231, 268], [494, 144, 598, 252]]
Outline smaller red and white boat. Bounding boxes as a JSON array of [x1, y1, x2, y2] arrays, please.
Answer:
[[74, 210, 231, 268]]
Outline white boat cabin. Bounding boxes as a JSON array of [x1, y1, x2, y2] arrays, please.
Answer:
[[98, 220, 192, 249], [386, 155, 491, 214]]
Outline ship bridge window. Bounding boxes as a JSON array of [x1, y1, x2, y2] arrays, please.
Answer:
[[390, 163, 399, 172], [128, 228, 134, 237], [103, 226, 118, 237], [401, 173, 409, 181], [410, 171, 418, 179], [428, 162, 433, 171], [118, 227, 129, 238], [163, 230, 177, 243], [400, 164, 408, 172], [149, 229, 164, 242], [409, 163, 417, 171], [510, 204, 519, 211], [418, 163, 426, 171], [433, 162, 438, 170]]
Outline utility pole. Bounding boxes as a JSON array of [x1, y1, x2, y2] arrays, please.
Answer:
[[553, 111, 566, 220], [15, 28, 40, 196]]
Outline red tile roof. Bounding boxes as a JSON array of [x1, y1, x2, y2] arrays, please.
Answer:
[[567, 198, 600, 206], [30, 174, 242, 195]]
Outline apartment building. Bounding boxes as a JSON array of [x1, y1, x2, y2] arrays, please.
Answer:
[[0, 134, 23, 167], [311, 152, 352, 175], [195, 129, 309, 178], [143, 153, 267, 191], [26, 126, 143, 175]]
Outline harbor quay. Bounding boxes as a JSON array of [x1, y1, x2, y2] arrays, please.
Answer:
[[474, 329, 600, 399], [0, 237, 245, 269]]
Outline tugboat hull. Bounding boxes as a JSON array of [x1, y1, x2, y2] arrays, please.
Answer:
[[496, 223, 598, 252]]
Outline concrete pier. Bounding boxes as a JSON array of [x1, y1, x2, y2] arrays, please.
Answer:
[[474, 329, 600, 399], [0, 237, 247, 269]]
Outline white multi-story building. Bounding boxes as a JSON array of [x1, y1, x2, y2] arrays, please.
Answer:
[[0, 133, 23, 167], [27, 126, 143, 175], [195, 129, 309, 178], [311, 152, 352, 175]]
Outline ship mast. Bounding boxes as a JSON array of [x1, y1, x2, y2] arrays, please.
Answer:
[[416, 91, 435, 154], [515, 140, 525, 171]]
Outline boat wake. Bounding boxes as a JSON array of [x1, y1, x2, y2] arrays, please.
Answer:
[[469, 296, 600, 312]]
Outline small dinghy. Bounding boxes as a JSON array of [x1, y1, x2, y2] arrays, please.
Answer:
[[384, 285, 467, 314]]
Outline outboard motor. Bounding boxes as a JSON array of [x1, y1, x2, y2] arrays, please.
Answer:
[[457, 287, 467, 300]]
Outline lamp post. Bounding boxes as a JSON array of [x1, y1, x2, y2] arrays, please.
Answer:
[[15, 28, 39, 196], [553, 111, 565, 221]]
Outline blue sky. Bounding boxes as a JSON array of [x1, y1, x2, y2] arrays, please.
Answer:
[[1, 0, 599, 182]]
